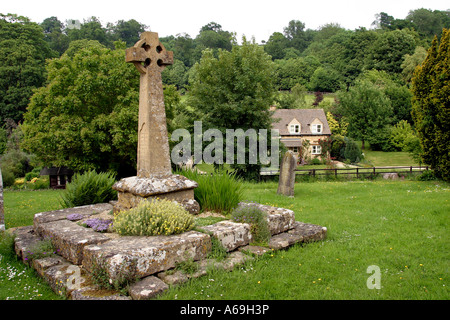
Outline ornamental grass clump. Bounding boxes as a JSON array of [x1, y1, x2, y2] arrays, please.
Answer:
[[113, 199, 194, 236], [231, 205, 271, 245], [59, 170, 117, 208], [177, 168, 243, 214]]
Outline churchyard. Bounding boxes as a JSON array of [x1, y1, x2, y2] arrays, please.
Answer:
[[1, 178, 448, 300], [1, 22, 449, 303]]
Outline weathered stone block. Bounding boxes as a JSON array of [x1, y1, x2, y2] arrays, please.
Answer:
[[200, 221, 252, 252], [34, 219, 111, 265], [33, 203, 113, 229], [11, 226, 42, 263], [268, 221, 327, 249], [237, 202, 296, 235], [128, 275, 169, 300], [288, 221, 327, 242], [82, 231, 211, 282], [113, 175, 199, 214], [70, 287, 131, 300]]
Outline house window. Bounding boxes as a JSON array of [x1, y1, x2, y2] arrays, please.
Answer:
[[292, 147, 299, 153], [311, 145, 322, 155], [290, 124, 300, 134], [312, 124, 322, 134]]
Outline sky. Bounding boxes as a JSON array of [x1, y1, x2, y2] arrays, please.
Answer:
[[3, 0, 449, 43]]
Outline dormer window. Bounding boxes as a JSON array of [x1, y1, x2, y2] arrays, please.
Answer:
[[289, 124, 300, 134], [312, 124, 322, 134]]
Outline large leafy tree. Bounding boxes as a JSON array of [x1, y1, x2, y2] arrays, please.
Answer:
[[337, 79, 393, 150], [0, 14, 56, 125], [411, 29, 450, 181], [367, 29, 418, 75], [40, 16, 70, 56], [21, 40, 180, 177], [188, 38, 277, 180], [21, 41, 139, 178]]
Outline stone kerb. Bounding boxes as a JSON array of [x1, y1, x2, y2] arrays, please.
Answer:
[[82, 231, 211, 282], [237, 202, 296, 235], [33, 203, 114, 264]]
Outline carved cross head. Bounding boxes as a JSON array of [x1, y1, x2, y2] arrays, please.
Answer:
[[126, 32, 173, 74]]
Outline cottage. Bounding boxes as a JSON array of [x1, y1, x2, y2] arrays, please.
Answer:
[[272, 109, 331, 162], [40, 167, 74, 189]]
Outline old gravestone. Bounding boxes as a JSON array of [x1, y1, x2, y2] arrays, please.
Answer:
[[277, 150, 297, 197], [0, 167, 4, 231], [112, 32, 199, 214]]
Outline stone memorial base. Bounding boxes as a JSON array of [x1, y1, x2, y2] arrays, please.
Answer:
[[11, 201, 327, 300], [112, 174, 200, 214]]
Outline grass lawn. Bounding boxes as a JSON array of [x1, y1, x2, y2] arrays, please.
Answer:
[[362, 150, 420, 167], [1, 179, 448, 300], [1, 189, 65, 300]]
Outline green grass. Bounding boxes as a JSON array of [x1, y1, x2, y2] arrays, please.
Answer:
[[3, 189, 63, 228], [362, 149, 420, 167], [0, 189, 64, 300], [1, 180, 448, 300], [158, 180, 449, 300]]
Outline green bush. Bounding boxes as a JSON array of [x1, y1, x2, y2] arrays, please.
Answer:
[[231, 205, 271, 245], [1, 166, 16, 187], [113, 199, 194, 236], [59, 170, 117, 208], [341, 137, 363, 163], [177, 168, 243, 214]]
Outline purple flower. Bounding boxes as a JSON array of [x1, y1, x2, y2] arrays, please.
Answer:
[[83, 218, 113, 232], [67, 213, 84, 221]]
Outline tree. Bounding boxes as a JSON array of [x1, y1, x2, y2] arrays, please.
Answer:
[[67, 16, 111, 48], [401, 46, 428, 83], [283, 20, 309, 52], [188, 38, 277, 180], [274, 56, 320, 90], [357, 69, 413, 123], [309, 66, 342, 92], [406, 9, 450, 39], [264, 32, 289, 60], [337, 79, 393, 150], [109, 19, 147, 47], [367, 29, 418, 74], [0, 14, 56, 125], [411, 29, 450, 181], [195, 22, 233, 53], [40, 16, 69, 55]]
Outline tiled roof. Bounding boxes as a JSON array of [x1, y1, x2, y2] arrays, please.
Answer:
[[272, 109, 331, 135]]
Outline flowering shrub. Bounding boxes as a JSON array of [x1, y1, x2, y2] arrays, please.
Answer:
[[113, 199, 194, 236], [231, 205, 270, 244]]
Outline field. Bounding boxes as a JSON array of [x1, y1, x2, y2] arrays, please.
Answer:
[[1, 178, 448, 300]]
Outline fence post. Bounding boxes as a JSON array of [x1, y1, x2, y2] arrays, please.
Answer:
[[356, 167, 359, 178], [312, 169, 316, 178], [410, 166, 413, 174]]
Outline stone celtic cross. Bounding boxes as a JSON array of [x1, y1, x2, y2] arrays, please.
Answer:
[[113, 31, 199, 215], [126, 32, 173, 178]]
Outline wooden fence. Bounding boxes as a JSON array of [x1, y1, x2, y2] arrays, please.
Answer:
[[261, 166, 429, 178]]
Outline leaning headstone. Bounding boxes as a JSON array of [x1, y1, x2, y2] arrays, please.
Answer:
[[0, 167, 5, 231], [112, 31, 199, 214], [277, 150, 297, 197]]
